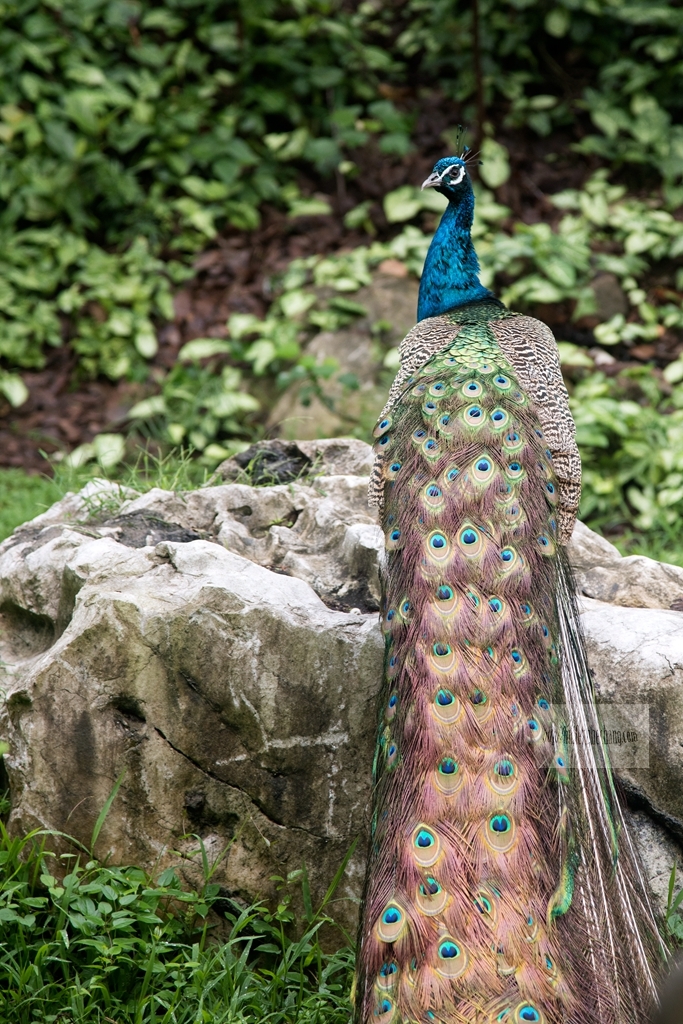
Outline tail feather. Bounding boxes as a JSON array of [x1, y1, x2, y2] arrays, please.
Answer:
[[356, 323, 665, 1024]]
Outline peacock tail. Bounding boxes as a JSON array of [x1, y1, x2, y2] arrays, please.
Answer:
[[355, 305, 666, 1024]]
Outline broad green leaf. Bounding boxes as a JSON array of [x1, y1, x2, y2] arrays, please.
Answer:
[[288, 198, 333, 218], [479, 139, 511, 189], [383, 186, 422, 223], [0, 371, 29, 407], [127, 396, 168, 420], [93, 434, 126, 469], [179, 338, 231, 361]]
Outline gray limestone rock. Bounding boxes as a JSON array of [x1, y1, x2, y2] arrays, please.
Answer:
[[590, 272, 629, 322], [569, 519, 683, 611]]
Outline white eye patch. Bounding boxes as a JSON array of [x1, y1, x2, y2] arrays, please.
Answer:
[[440, 164, 465, 185]]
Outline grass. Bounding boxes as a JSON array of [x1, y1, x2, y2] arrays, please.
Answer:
[[0, 469, 64, 544], [610, 529, 683, 569], [0, 802, 356, 1024], [0, 449, 214, 543]]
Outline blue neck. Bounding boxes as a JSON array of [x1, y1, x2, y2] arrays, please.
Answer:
[[416, 186, 491, 322]]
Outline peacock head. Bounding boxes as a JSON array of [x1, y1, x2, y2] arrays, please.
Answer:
[[421, 155, 470, 201]]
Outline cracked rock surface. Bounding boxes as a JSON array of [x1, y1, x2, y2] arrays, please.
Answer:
[[0, 439, 681, 922]]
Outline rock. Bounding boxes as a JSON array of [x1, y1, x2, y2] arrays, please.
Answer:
[[590, 272, 628, 321], [1, 439, 682, 925], [220, 438, 313, 485], [0, 538, 381, 930], [579, 597, 683, 836], [569, 519, 683, 610], [268, 273, 419, 440], [626, 810, 683, 916], [216, 437, 375, 485]]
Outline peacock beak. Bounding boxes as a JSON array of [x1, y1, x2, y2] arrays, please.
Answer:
[[421, 171, 443, 190]]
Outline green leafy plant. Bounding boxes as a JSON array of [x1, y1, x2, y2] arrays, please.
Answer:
[[561, 357, 683, 563], [666, 862, 683, 944], [0, 0, 682, 391], [0, 820, 355, 1023]]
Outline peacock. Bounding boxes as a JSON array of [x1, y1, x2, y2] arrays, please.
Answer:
[[355, 150, 667, 1024]]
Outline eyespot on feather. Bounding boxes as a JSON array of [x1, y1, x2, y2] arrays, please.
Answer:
[[437, 411, 455, 434], [496, 478, 512, 498], [503, 501, 523, 525], [524, 913, 540, 942], [510, 648, 526, 676], [536, 533, 555, 555], [385, 691, 398, 720], [373, 433, 392, 454], [386, 527, 403, 551], [542, 951, 559, 986], [373, 415, 392, 438], [435, 584, 459, 615], [426, 530, 451, 563], [526, 718, 544, 744], [373, 995, 397, 1024], [375, 902, 407, 943], [376, 961, 399, 990], [429, 641, 456, 673], [381, 607, 397, 633], [471, 455, 496, 485], [422, 437, 441, 459], [435, 937, 469, 979], [487, 758, 518, 796], [490, 407, 509, 429], [416, 876, 449, 915], [411, 824, 441, 867], [461, 379, 482, 398], [513, 1004, 545, 1024], [434, 756, 464, 794], [498, 546, 519, 572], [502, 429, 524, 452], [457, 524, 484, 557], [473, 885, 499, 928], [432, 688, 462, 724], [423, 481, 444, 511], [519, 601, 535, 621], [469, 687, 493, 722], [463, 404, 485, 427], [484, 812, 517, 853]]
